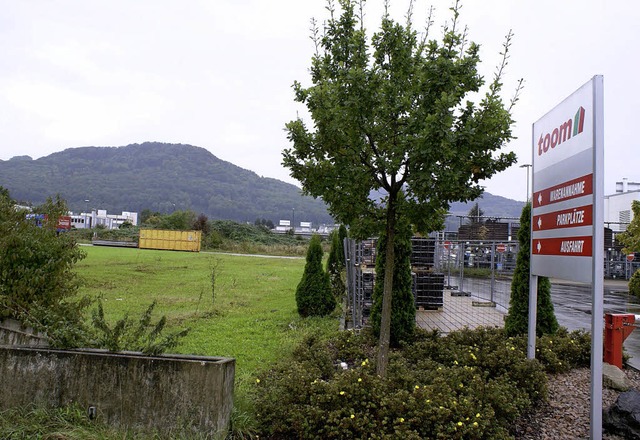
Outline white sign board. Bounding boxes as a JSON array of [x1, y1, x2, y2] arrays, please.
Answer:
[[531, 76, 602, 283], [530, 75, 604, 439]]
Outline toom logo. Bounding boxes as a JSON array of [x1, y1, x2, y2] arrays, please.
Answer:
[[537, 106, 585, 156]]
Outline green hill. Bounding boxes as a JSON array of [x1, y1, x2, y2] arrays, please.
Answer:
[[0, 142, 334, 225]]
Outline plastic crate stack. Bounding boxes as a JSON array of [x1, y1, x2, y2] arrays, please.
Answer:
[[413, 271, 445, 309], [410, 238, 444, 309]]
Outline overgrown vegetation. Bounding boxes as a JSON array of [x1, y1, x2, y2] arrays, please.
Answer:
[[89, 300, 189, 355], [253, 327, 591, 439], [0, 188, 91, 347]]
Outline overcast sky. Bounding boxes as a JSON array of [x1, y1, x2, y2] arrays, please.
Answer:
[[0, 1, 636, 202]]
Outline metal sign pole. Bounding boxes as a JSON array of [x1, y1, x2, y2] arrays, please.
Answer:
[[589, 75, 604, 440], [527, 274, 538, 359]]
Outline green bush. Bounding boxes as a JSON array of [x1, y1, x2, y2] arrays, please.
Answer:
[[0, 191, 90, 347], [327, 229, 347, 299], [630, 269, 640, 298], [89, 300, 190, 355], [295, 234, 336, 317], [370, 219, 415, 347], [505, 202, 559, 337], [253, 327, 590, 439]]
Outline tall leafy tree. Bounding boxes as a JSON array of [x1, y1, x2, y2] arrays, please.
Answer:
[[283, 0, 520, 375], [618, 200, 640, 253], [504, 202, 558, 336], [616, 200, 640, 296]]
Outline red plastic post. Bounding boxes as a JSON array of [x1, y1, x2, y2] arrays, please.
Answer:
[[604, 314, 636, 368]]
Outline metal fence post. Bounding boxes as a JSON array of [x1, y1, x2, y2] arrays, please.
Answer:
[[490, 241, 496, 304]]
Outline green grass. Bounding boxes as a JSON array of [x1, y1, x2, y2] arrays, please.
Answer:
[[75, 246, 339, 413]]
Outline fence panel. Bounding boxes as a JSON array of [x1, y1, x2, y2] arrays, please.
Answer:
[[344, 238, 517, 333]]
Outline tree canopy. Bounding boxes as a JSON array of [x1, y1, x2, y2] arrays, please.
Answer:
[[283, 0, 520, 375], [618, 200, 640, 254]]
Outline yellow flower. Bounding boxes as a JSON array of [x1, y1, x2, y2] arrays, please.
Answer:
[[476, 413, 481, 418], [414, 385, 420, 390], [473, 422, 478, 427], [458, 421, 463, 427], [454, 360, 458, 365], [426, 399, 431, 403], [255, 379, 260, 384], [358, 378, 362, 383], [339, 391, 345, 395], [350, 414, 355, 419], [459, 383, 464, 388], [399, 418, 405, 423]]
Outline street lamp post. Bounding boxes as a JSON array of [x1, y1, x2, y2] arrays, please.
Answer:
[[519, 164, 532, 202], [292, 208, 295, 233]]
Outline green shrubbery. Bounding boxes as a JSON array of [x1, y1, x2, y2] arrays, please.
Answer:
[[505, 202, 559, 337], [370, 219, 416, 347], [253, 327, 591, 439], [629, 269, 640, 298], [295, 235, 336, 317]]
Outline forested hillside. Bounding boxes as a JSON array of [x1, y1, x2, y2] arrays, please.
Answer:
[[0, 142, 334, 225], [0, 142, 525, 228]]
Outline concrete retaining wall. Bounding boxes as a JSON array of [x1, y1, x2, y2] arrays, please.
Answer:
[[0, 346, 234, 438]]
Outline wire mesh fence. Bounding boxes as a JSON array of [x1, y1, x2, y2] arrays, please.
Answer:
[[344, 235, 640, 334], [344, 237, 518, 334]]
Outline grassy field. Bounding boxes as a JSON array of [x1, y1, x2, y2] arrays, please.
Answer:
[[75, 245, 340, 412]]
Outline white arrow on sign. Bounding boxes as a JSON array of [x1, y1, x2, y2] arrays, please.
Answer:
[[538, 193, 543, 206], [536, 241, 542, 253], [537, 217, 542, 229]]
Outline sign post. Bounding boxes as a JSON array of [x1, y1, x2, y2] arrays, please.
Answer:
[[530, 76, 604, 439]]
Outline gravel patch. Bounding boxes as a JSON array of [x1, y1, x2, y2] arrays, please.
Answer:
[[514, 367, 640, 439]]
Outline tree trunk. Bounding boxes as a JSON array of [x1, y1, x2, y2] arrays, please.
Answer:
[[376, 200, 396, 377]]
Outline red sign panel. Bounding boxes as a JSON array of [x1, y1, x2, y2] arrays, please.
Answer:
[[532, 204, 593, 232], [628, 253, 636, 262], [496, 244, 506, 253], [533, 173, 593, 209], [532, 236, 593, 257]]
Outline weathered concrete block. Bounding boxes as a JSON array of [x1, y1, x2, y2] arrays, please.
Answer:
[[0, 346, 234, 438], [0, 318, 48, 347]]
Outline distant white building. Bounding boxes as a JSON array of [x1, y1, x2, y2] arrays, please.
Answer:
[[70, 210, 138, 230], [605, 178, 640, 232], [275, 219, 291, 233]]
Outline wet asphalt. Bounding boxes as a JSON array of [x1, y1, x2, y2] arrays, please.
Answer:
[[549, 279, 640, 369]]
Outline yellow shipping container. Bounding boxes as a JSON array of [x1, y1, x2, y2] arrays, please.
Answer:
[[138, 229, 202, 252]]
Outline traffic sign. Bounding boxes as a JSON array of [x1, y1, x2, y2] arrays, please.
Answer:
[[496, 243, 506, 253], [443, 241, 451, 250], [628, 253, 635, 262]]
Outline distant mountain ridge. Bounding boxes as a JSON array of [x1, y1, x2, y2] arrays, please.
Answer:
[[0, 142, 334, 224], [0, 142, 525, 226]]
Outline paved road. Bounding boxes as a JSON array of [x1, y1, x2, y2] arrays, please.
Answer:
[[549, 279, 640, 369], [451, 276, 640, 368]]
